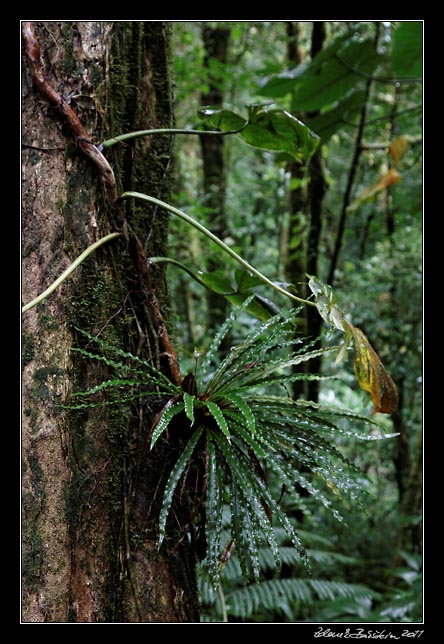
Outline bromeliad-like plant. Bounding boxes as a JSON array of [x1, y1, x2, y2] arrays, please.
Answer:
[[67, 298, 398, 588]]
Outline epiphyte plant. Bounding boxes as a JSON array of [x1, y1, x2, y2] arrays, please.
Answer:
[[67, 298, 398, 587]]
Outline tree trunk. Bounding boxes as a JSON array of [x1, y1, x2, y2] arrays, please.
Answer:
[[22, 21, 199, 623], [199, 24, 231, 347], [285, 22, 327, 403]]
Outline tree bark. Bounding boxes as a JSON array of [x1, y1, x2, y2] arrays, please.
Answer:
[[199, 24, 231, 347], [22, 21, 199, 623]]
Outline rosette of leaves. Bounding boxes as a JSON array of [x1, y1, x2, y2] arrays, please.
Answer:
[[67, 299, 397, 588]]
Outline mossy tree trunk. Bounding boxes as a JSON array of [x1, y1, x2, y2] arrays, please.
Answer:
[[22, 21, 200, 623]]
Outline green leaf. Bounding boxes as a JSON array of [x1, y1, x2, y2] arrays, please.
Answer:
[[258, 65, 308, 98], [223, 393, 256, 435], [212, 431, 281, 581], [198, 106, 247, 132], [225, 293, 279, 322], [293, 37, 382, 111], [199, 269, 235, 294], [234, 269, 264, 291], [183, 391, 196, 425], [305, 89, 367, 141], [391, 22, 423, 78], [150, 399, 185, 449], [199, 103, 319, 163], [307, 274, 347, 332], [244, 103, 319, 162], [205, 438, 225, 587], [205, 401, 231, 442], [157, 426, 204, 547]]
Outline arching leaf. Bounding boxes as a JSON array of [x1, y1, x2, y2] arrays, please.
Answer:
[[157, 426, 204, 547], [150, 398, 185, 449]]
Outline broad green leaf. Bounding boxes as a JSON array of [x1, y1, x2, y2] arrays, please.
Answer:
[[199, 269, 234, 294], [257, 28, 356, 100], [198, 106, 247, 132], [225, 293, 277, 322], [391, 22, 423, 78], [258, 65, 308, 98], [234, 269, 264, 291], [293, 38, 382, 111], [157, 426, 204, 547], [199, 103, 319, 163], [305, 89, 367, 141]]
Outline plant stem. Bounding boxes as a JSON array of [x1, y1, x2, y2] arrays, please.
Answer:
[[101, 126, 247, 149], [22, 232, 122, 314], [120, 191, 316, 308]]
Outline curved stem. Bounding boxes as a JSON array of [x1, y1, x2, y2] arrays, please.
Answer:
[[148, 256, 220, 292], [120, 191, 315, 308], [22, 232, 122, 314], [101, 126, 247, 150]]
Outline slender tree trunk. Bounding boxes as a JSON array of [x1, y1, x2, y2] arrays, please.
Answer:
[[22, 21, 199, 623], [285, 22, 327, 403], [199, 24, 231, 346]]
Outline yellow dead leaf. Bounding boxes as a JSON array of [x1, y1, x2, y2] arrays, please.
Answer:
[[347, 168, 401, 212], [352, 327, 398, 415], [389, 135, 409, 168]]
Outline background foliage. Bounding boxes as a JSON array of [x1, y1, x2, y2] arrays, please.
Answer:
[[167, 21, 422, 623]]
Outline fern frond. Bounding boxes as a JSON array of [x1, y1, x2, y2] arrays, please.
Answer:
[[225, 577, 376, 618]]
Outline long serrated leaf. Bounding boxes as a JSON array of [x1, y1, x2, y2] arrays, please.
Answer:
[[205, 401, 231, 442], [150, 399, 185, 449], [62, 388, 162, 410], [73, 328, 180, 391], [70, 377, 145, 398], [199, 298, 252, 386], [224, 417, 266, 459], [223, 393, 256, 435], [157, 425, 204, 547], [183, 391, 196, 425], [70, 346, 176, 393], [212, 431, 281, 578], [205, 438, 224, 587]]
